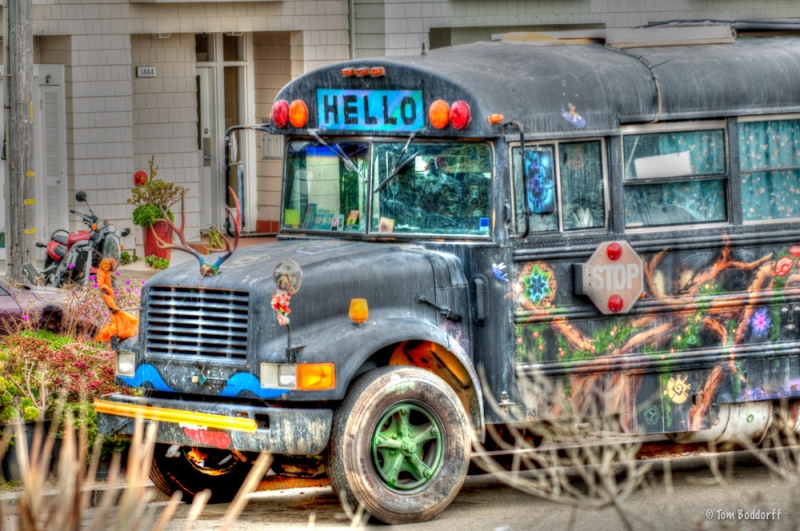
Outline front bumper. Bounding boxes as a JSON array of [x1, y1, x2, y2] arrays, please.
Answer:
[[95, 394, 332, 455]]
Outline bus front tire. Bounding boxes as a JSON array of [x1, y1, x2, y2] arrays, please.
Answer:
[[327, 366, 471, 524], [149, 444, 254, 504]]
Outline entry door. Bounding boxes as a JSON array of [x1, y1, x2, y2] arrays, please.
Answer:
[[0, 67, 5, 261], [197, 67, 217, 229], [35, 65, 67, 245]]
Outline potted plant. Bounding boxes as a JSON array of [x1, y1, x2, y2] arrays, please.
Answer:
[[128, 156, 187, 261]]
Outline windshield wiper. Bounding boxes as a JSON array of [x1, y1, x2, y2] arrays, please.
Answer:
[[374, 132, 418, 193], [308, 130, 367, 182]]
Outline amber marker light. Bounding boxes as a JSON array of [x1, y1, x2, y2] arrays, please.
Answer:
[[488, 114, 504, 125], [450, 100, 471, 130], [369, 66, 386, 77], [296, 363, 336, 391], [341, 67, 355, 77], [429, 100, 450, 129], [355, 66, 370, 77], [289, 100, 308, 128], [349, 298, 369, 324], [272, 100, 290, 128]]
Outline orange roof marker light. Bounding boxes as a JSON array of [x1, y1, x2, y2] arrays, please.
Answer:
[[272, 100, 290, 129], [488, 114, 504, 125], [355, 66, 370, 77], [349, 298, 369, 324], [450, 100, 471, 130], [289, 100, 309, 128], [369, 66, 386, 77], [429, 100, 450, 129], [341, 67, 356, 77]]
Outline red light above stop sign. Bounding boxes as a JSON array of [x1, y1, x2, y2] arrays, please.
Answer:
[[581, 241, 644, 315]]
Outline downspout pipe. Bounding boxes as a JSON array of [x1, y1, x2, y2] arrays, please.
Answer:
[[348, 0, 355, 59]]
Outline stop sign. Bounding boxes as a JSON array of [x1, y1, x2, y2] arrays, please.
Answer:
[[581, 241, 644, 315]]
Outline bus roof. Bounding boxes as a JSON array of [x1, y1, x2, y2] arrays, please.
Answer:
[[274, 30, 800, 139]]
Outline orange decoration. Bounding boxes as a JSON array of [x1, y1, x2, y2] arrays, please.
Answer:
[[95, 258, 139, 343]]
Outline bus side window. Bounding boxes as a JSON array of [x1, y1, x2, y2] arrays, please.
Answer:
[[622, 128, 727, 229], [740, 118, 800, 222], [514, 145, 558, 233], [513, 140, 606, 234], [561, 141, 605, 231]]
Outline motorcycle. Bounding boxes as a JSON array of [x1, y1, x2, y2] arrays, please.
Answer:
[[23, 191, 131, 288]]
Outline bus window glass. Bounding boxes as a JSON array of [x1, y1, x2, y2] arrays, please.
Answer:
[[622, 129, 727, 228], [623, 130, 725, 180], [560, 142, 605, 231], [371, 142, 492, 235], [739, 119, 800, 222], [282, 140, 369, 232], [513, 145, 557, 233], [513, 140, 606, 233]]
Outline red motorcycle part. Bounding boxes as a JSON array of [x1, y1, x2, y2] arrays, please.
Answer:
[[67, 230, 91, 247], [46, 240, 67, 261]]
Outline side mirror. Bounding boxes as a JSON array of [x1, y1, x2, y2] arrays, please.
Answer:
[[121, 228, 131, 237], [75, 191, 87, 202]]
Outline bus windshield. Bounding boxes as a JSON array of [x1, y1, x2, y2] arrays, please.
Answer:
[[282, 140, 370, 232], [372, 142, 492, 235], [282, 139, 492, 236]]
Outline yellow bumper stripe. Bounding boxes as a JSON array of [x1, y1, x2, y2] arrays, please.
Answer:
[[93, 399, 257, 433]]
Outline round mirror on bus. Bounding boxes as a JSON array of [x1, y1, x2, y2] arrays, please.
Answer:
[[75, 191, 87, 202], [274, 259, 302, 294]]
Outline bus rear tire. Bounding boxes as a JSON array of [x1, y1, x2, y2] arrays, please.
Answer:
[[150, 444, 254, 503], [327, 366, 471, 524]]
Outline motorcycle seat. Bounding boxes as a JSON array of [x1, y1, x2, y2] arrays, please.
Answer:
[[53, 233, 68, 245]]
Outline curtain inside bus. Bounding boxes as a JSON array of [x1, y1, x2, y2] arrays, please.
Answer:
[[739, 119, 800, 222]]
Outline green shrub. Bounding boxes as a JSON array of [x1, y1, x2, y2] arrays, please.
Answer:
[[128, 156, 186, 227], [132, 204, 174, 228], [119, 250, 139, 265], [145, 255, 170, 270]]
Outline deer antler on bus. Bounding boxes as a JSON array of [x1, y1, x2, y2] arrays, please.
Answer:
[[152, 187, 242, 276]]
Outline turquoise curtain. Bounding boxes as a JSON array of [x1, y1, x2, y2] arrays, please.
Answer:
[[739, 119, 800, 222]]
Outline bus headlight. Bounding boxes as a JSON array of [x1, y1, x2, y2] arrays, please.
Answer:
[[116, 350, 136, 377]]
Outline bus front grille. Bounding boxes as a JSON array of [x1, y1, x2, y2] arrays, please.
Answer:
[[145, 286, 250, 361]]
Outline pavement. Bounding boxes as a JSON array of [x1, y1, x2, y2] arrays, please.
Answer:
[[1, 234, 277, 284]]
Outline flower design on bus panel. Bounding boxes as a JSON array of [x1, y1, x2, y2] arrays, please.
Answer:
[[517, 263, 556, 309]]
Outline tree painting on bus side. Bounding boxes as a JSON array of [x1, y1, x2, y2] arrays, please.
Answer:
[[513, 240, 800, 433], [524, 149, 555, 214]]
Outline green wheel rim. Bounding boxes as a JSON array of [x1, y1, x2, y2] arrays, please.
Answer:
[[371, 401, 445, 492]]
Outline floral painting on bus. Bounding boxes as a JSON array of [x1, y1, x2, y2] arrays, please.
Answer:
[[513, 240, 800, 434]]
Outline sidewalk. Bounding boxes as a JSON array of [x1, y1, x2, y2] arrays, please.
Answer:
[[1, 235, 277, 283]]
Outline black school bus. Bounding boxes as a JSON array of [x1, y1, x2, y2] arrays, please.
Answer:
[[98, 21, 800, 523]]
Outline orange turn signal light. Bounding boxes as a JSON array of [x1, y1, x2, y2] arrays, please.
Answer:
[[289, 100, 308, 128], [369, 66, 386, 77], [349, 298, 369, 324], [355, 66, 370, 77], [296, 363, 336, 391], [341, 67, 355, 77]]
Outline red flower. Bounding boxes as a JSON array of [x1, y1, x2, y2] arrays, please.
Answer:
[[133, 171, 148, 187], [776, 256, 794, 277]]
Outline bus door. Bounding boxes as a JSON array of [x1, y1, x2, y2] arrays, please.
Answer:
[[509, 139, 611, 423]]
